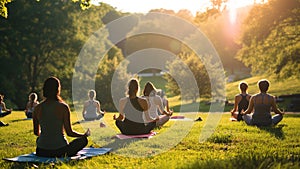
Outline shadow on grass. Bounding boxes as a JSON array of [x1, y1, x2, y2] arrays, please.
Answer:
[[10, 118, 32, 123], [102, 137, 143, 152], [258, 124, 286, 140]]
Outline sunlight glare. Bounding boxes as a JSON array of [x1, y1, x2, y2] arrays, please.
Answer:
[[228, 0, 237, 24]]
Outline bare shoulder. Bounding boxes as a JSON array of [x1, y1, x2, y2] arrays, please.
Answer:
[[137, 97, 148, 106], [57, 101, 70, 111], [119, 97, 128, 104], [35, 103, 42, 111], [235, 94, 241, 98]]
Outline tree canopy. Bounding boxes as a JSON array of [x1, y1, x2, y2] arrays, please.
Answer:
[[237, 0, 299, 79]]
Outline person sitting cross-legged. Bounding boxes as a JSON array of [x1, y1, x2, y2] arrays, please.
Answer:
[[113, 78, 156, 135], [242, 79, 284, 127], [82, 90, 105, 121]]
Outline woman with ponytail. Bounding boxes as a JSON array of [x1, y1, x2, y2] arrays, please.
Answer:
[[114, 78, 156, 135]]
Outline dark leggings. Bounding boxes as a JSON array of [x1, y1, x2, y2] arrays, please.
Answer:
[[116, 119, 156, 135], [0, 111, 11, 117], [36, 136, 88, 157]]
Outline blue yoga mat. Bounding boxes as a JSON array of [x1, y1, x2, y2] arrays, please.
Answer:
[[3, 147, 111, 163]]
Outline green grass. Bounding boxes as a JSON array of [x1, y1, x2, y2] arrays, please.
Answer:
[[139, 76, 167, 92], [226, 76, 300, 102], [0, 111, 299, 168]]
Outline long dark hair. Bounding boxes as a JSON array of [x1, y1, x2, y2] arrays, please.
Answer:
[[127, 78, 139, 97], [143, 81, 156, 96], [43, 76, 62, 102]]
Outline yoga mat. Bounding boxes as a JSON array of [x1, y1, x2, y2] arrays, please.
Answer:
[[114, 132, 156, 140], [170, 115, 185, 119], [3, 147, 111, 163], [170, 116, 193, 121]]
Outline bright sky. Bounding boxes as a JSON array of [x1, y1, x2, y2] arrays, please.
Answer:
[[92, 0, 260, 16]]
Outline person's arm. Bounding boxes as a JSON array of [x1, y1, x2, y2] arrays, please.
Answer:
[[96, 101, 105, 115], [165, 99, 171, 113], [271, 96, 284, 115], [156, 96, 172, 116], [62, 103, 89, 137], [32, 105, 40, 136], [230, 95, 240, 114], [81, 101, 87, 118], [1, 102, 10, 111], [114, 98, 126, 121], [243, 96, 254, 114], [25, 102, 29, 112]]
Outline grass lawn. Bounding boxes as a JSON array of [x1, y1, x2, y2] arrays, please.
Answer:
[[0, 111, 299, 169]]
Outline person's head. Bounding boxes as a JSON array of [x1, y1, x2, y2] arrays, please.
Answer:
[[239, 82, 248, 93], [127, 78, 139, 97], [88, 90, 96, 100], [43, 76, 62, 101], [143, 82, 156, 96], [258, 79, 270, 93], [29, 93, 38, 102]]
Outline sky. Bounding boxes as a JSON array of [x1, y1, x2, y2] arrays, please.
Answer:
[[92, 0, 260, 16]]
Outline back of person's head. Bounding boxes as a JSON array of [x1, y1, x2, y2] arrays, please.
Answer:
[[239, 82, 248, 92], [143, 82, 156, 96], [29, 93, 38, 102], [127, 78, 139, 97], [88, 90, 96, 99], [43, 76, 62, 101], [258, 79, 270, 93]]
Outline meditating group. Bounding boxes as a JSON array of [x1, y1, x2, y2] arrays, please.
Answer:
[[29, 76, 171, 157], [0, 76, 284, 158], [230, 79, 284, 126]]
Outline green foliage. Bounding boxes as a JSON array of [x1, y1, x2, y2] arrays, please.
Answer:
[[238, 0, 300, 79], [164, 50, 211, 102], [0, 0, 126, 109], [95, 47, 131, 111], [0, 0, 10, 18]]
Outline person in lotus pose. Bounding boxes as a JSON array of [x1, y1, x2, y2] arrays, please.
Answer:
[[82, 90, 105, 121], [230, 82, 251, 121], [242, 79, 284, 126], [114, 78, 156, 135], [33, 77, 90, 157], [142, 82, 172, 127]]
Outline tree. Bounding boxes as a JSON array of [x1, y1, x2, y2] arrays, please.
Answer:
[[164, 46, 212, 103], [237, 0, 300, 79], [0, 0, 10, 18], [0, 0, 122, 108], [0, 0, 92, 18]]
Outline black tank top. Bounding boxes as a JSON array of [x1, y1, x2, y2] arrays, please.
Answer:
[[238, 94, 249, 113]]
